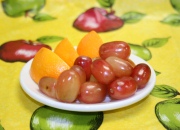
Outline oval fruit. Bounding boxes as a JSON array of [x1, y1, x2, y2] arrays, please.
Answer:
[[38, 76, 57, 99], [91, 59, 115, 85], [99, 41, 131, 60], [71, 65, 86, 84], [78, 81, 107, 104], [105, 56, 133, 78], [131, 63, 151, 89], [108, 77, 137, 100], [74, 56, 92, 81], [56, 69, 81, 103]]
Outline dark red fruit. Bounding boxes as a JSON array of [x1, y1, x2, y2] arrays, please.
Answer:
[[108, 77, 137, 100], [91, 59, 115, 85], [131, 63, 151, 89], [99, 41, 131, 60], [73, 7, 124, 32], [78, 81, 107, 104], [0, 40, 51, 62], [74, 56, 92, 81]]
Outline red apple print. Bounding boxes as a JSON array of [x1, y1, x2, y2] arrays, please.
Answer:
[[73, 7, 124, 32], [0, 39, 51, 62]]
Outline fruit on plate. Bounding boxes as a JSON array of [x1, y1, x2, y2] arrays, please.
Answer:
[[108, 77, 138, 100], [131, 63, 151, 89], [30, 106, 103, 130], [54, 38, 79, 67], [77, 30, 103, 58], [74, 56, 92, 81], [99, 41, 131, 60], [155, 98, 180, 129], [30, 31, 152, 104], [105, 56, 133, 78], [78, 81, 107, 104], [38, 77, 57, 99], [73, 7, 124, 32], [30, 47, 69, 84], [2, 0, 45, 17], [0, 40, 51, 62], [56, 69, 81, 103], [91, 59, 115, 85]]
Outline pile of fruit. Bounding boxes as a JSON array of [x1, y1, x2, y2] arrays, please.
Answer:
[[30, 31, 151, 104]]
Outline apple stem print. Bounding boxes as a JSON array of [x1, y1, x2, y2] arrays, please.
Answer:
[[161, 0, 180, 26], [1, 0, 56, 22]]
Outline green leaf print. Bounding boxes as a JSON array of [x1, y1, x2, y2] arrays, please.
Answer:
[[97, 0, 115, 8], [121, 11, 145, 23], [161, 14, 180, 26], [170, 0, 180, 13], [150, 85, 180, 99], [155, 70, 161, 76], [37, 36, 64, 43], [142, 37, 170, 48], [0, 121, 4, 130], [33, 13, 56, 21]]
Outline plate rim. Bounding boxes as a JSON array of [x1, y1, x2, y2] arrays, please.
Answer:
[[20, 54, 156, 112]]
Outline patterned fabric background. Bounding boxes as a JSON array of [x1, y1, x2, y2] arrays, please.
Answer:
[[0, 0, 180, 129]]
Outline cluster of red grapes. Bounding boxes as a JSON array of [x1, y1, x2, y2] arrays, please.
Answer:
[[38, 41, 151, 104]]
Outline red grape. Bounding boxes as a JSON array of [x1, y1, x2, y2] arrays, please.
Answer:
[[105, 56, 133, 78], [108, 77, 137, 100], [56, 69, 81, 103], [74, 56, 92, 81], [99, 41, 131, 60], [71, 65, 86, 84], [91, 59, 116, 85], [38, 77, 57, 99], [131, 63, 151, 89], [78, 81, 107, 104]]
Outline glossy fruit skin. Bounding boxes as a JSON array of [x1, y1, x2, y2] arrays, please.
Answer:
[[108, 77, 137, 100], [73, 7, 124, 32], [91, 59, 115, 85], [78, 81, 107, 104], [74, 56, 92, 81], [129, 43, 152, 61], [56, 69, 81, 103], [2, 0, 45, 17], [131, 63, 151, 89], [38, 77, 57, 99], [105, 56, 133, 78], [70, 65, 86, 84], [99, 41, 131, 60], [0, 40, 51, 62]]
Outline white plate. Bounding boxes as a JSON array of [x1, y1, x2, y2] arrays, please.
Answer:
[[20, 54, 156, 112]]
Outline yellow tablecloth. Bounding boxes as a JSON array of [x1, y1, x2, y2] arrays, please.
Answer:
[[0, 0, 180, 129]]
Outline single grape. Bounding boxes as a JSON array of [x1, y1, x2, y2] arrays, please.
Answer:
[[74, 56, 92, 81], [78, 81, 107, 104], [105, 56, 133, 78], [71, 65, 86, 84], [99, 41, 131, 60], [56, 69, 81, 103], [38, 77, 57, 99], [91, 59, 116, 85], [131, 63, 151, 89], [108, 77, 137, 100]]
